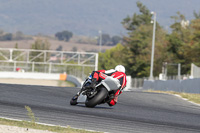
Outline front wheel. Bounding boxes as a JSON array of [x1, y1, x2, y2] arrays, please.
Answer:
[[70, 95, 78, 105], [85, 87, 108, 108]]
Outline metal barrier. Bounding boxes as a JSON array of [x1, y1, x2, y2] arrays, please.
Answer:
[[191, 63, 200, 78], [131, 78, 146, 89], [130, 75, 190, 89], [0, 48, 98, 80], [143, 78, 200, 94], [0, 71, 82, 87]]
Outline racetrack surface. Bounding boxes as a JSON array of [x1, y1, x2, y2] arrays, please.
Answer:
[[0, 83, 200, 133]]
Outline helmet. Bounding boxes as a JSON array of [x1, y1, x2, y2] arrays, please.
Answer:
[[115, 65, 125, 73]]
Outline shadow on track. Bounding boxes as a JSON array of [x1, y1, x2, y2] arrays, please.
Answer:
[[74, 104, 113, 109]]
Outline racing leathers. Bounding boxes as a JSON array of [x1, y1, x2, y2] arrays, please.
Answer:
[[90, 69, 127, 106]]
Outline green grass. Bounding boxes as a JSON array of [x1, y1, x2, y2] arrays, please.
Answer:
[[0, 118, 101, 133], [25, 106, 36, 123], [146, 90, 200, 104]]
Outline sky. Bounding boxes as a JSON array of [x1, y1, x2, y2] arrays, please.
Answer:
[[0, 0, 199, 36]]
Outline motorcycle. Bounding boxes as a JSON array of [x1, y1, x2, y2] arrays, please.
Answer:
[[70, 74, 121, 108]]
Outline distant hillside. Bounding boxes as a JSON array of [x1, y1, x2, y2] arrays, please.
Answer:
[[0, 0, 199, 36], [0, 38, 113, 52]]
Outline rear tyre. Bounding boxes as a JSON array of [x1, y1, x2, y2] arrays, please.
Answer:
[[85, 87, 108, 108]]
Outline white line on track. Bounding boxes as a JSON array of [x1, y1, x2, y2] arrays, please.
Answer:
[[173, 94, 200, 107]]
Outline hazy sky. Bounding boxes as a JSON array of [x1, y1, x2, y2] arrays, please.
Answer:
[[0, 0, 199, 35]]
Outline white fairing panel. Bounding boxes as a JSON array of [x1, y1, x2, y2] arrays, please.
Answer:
[[100, 76, 121, 91], [77, 93, 87, 103]]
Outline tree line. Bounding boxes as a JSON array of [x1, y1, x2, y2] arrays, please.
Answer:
[[99, 1, 200, 78], [0, 30, 32, 41], [55, 30, 122, 46]]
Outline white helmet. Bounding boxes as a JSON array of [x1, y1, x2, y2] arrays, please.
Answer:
[[115, 65, 125, 73]]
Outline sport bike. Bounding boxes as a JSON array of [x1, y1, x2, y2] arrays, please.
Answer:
[[70, 75, 121, 108]]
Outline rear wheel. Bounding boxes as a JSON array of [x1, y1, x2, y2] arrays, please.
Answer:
[[85, 87, 108, 108]]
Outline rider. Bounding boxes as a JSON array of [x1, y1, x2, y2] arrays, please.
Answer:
[[87, 65, 127, 106]]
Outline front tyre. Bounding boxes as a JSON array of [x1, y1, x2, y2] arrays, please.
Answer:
[[70, 95, 78, 105], [85, 87, 108, 108]]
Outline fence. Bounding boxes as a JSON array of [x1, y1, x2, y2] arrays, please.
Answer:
[[1, 48, 199, 89], [141, 63, 200, 93], [130, 74, 191, 89], [143, 78, 200, 94], [131, 78, 146, 88], [191, 63, 200, 78], [0, 48, 98, 80]]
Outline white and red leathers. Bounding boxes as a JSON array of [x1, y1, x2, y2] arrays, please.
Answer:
[[91, 69, 127, 106]]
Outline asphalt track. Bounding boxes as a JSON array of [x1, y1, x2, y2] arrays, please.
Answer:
[[0, 83, 200, 133]]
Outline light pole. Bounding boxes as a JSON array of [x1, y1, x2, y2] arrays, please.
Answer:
[[149, 11, 156, 80], [99, 30, 102, 53]]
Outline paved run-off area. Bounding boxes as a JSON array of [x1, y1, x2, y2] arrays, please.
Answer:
[[0, 78, 74, 87]]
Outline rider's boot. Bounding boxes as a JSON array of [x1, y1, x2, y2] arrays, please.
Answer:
[[106, 93, 115, 106]]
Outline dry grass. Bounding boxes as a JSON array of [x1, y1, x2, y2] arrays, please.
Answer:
[[0, 104, 101, 133], [0, 118, 101, 133], [0, 38, 113, 52], [146, 90, 200, 104]]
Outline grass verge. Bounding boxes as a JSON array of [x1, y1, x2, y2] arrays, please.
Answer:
[[0, 106, 101, 133], [146, 90, 200, 104], [0, 118, 101, 133]]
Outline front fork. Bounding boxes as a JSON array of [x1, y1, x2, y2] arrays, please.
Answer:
[[76, 74, 93, 96]]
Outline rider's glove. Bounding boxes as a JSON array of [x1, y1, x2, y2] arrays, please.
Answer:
[[83, 78, 97, 90]]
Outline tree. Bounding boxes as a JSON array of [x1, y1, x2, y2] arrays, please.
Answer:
[[72, 46, 77, 52], [194, 10, 200, 19], [111, 36, 122, 45], [30, 39, 51, 63], [56, 45, 63, 51], [121, 1, 152, 31], [0, 33, 12, 41], [98, 33, 111, 46], [4, 33, 12, 40], [14, 31, 24, 40], [98, 43, 126, 70], [184, 17, 200, 67], [167, 12, 192, 74], [124, 24, 167, 77], [122, 2, 167, 77], [55, 30, 73, 42], [31, 39, 51, 50], [191, 17, 200, 41]]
